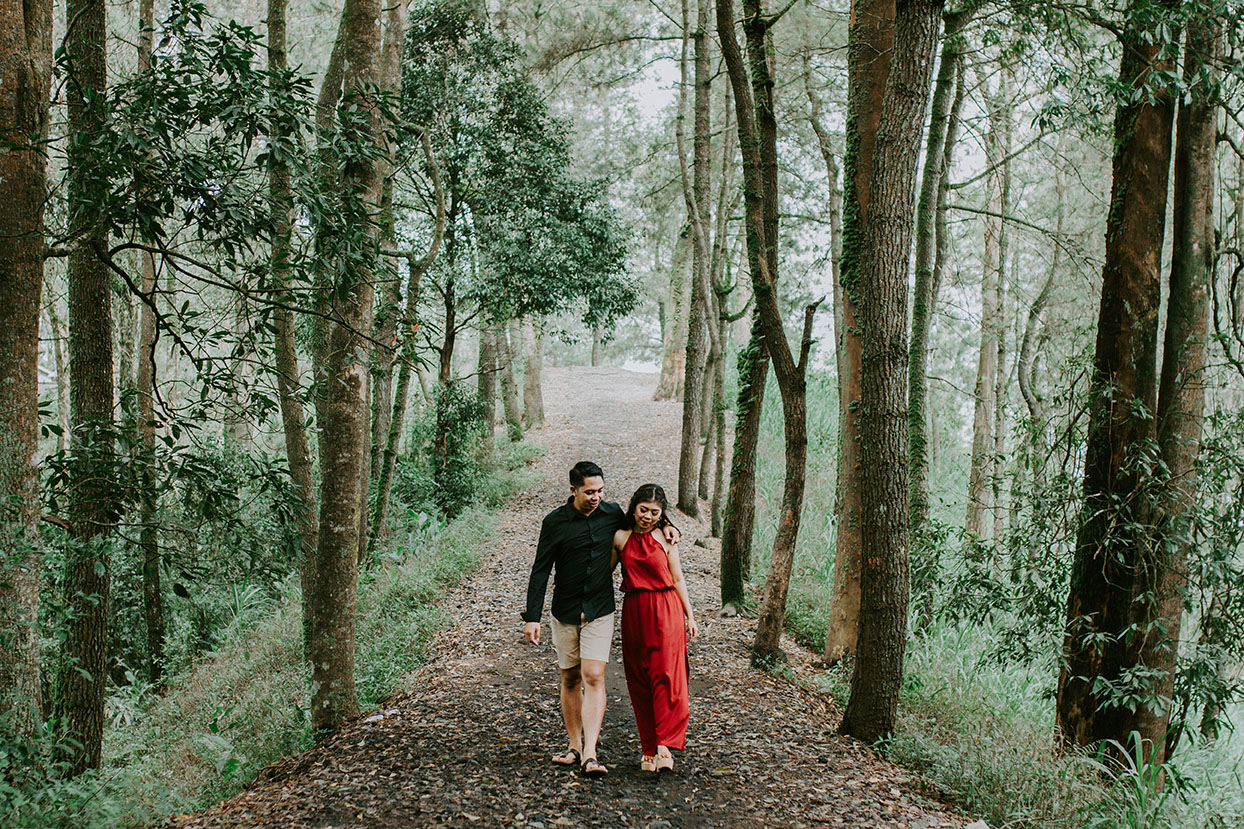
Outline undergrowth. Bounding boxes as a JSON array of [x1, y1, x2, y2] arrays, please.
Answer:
[[4, 436, 543, 828]]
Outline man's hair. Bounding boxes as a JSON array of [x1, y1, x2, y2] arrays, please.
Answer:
[[569, 461, 604, 487]]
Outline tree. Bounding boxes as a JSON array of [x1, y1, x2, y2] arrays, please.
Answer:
[[823, 0, 894, 663], [305, 0, 386, 734], [1055, 0, 1179, 755], [717, 0, 822, 663], [55, 0, 118, 774], [0, 0, 53, 734], [839, 0, 943, 743]]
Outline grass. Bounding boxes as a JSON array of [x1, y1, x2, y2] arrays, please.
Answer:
[[9, 436, 544, 828]]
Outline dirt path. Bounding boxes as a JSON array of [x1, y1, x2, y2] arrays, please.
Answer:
[[175, 367, 968, 828]]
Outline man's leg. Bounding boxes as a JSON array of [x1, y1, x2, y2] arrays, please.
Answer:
[[560, 665, 583, 753], [580, 658, 607, 761]]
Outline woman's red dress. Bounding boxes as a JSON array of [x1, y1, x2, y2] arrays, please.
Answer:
[[619, 529, 689, 755]]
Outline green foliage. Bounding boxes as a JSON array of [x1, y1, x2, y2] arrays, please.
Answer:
[[402, 0, 636, 331]]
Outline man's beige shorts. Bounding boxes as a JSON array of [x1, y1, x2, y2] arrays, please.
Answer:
[[550, 612, 613, 669]]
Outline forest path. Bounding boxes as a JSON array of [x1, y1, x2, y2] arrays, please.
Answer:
[[175, 366, 968, 828]]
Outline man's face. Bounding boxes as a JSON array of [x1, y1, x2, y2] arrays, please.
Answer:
[[571, 476, 605, 516]]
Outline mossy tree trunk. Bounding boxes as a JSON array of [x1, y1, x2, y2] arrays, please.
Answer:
[[838, 0, 943, 744], [0, 0, 52, 735], [824, 0, 895, 665], [306, 0, 385, 735]]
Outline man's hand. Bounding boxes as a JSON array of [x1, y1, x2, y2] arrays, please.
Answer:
[[524, 621, 541, 645], [662, 523, 682, 545]]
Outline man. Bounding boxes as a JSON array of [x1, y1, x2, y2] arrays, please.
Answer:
[[522, 461, 678, 776]]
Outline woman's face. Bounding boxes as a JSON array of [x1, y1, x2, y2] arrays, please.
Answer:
[[634, 500, 663, 531]]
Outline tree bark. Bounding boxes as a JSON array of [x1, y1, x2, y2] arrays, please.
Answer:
[[717, 0, 818, 664], [676, 0, 712, 517], [478, 326, 498, 438], [268, 0, 319, 657], [496, 322, 523, 441], [1055, 0, 1178, 754], [56, 0, 115, 774], [307, 0, 384, 734], [824, 0, 895, 665], [522, 318, 544, 428], [1140, 12, 1218, 765], [0, 0, 52, 735], [908, 7, 970, 546], [839, 0, 942, 744], [654, 232, 691, 401]]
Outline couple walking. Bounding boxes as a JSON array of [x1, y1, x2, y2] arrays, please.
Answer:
[[522, 461, 699, 777]]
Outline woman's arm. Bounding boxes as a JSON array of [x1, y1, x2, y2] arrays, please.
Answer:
[[664, 542, 698, 640], [611, 529, 629, 571]]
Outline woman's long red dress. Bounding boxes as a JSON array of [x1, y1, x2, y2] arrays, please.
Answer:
[[619, 529, 689, 755]]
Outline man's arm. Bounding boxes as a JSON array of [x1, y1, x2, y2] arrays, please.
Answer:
[[522, 514, 558, 642]]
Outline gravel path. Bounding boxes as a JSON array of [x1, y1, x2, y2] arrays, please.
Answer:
[[174, 366, 969, 828]]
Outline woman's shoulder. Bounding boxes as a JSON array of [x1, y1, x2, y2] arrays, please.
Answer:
[[613, 527, 632, 546]]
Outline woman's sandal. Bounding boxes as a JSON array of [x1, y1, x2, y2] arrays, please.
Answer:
[[640, 755, 658, 773], [551, 748, 581, 766], [655, 748, 674, 773], [581, 756, 609, 777]]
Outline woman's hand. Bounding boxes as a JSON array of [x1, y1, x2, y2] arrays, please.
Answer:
[[687, 616, 699, 641]]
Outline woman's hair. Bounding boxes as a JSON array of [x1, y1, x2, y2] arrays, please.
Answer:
[[624, 483, 674, 531]]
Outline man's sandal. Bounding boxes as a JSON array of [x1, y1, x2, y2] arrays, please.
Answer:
[[552, 748, 581, 766], [581, 756, 609, 777]]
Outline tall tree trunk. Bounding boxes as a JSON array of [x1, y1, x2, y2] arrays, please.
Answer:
[[496, 322, 523, 441], [677, 0, 713, 516], [1055, 0, 1177, 754], [57, 0, 114, 773], [824, 0, 895, 665], [839, 0, 942, 743], [1140, 12, 1219, 765], [135, 0, 162, 686], [0, 0, 52, 734], [522, 319, 544, 429], [964, 68, 1006, 545], [307, 0, 384, 734], [269, 0, 318, 655], [718, 0, 818, 664], [590, 324, 603, 366], [908, 8, 971, 545]]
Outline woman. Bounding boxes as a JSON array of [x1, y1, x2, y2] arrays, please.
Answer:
[[611, 484, 698, 773]]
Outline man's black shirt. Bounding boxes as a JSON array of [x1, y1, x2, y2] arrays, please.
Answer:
[[523, 498, 625, 625]]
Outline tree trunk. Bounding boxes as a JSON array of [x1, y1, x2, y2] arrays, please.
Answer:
[[1055, 0, 1177, 754], [56, 0, 115, 774], [908, 9, 970, 546], [1140, 12, 1219, 765], [839, 0, 942, 744], [478, 326, 498, 438], [0, 0, 52, 734], [824, 0, 895, 665], [269, 0, 318, 657], [496, 322, 523, 441], [676, 0, 712, 517], [654, 232, 691, 401], [307, 0, 384, 734], [964, 67, 1006, 545], [522, 319, 544, 429], [717, 0, 817, 664], [591, 324, 603, 366]]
